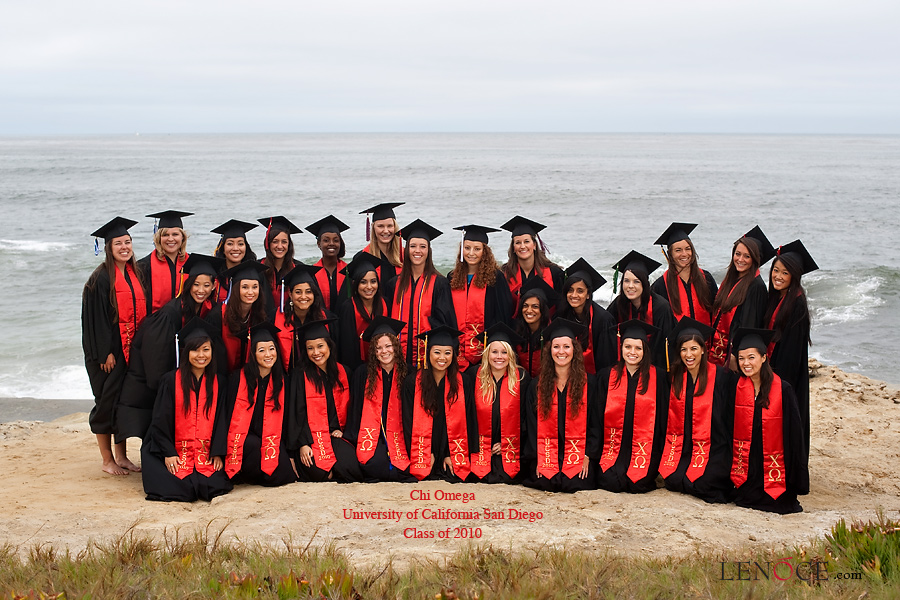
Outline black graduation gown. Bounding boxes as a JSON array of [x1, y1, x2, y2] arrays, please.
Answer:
[[384, 274, 457, 367], [716, 276, 768, 355], [141, 372, 233, 502], [515, 326, 543, 378], [224, 372, 298, 487], [650, 269, 718, 320], [661, 366, 733, 503], [728, 377, 808, 514], [556, 301, 617, 373], [315, 260, 351, 314], [463, 368, 531, 484], [608, 292, 677, 369], [288, 368, 362, 483], [768, 300, 811, 455], [336, 298, 384, 372], [595, 366, 669, 493], [522, 375, 599, 493], [344, 364, 416, 482]]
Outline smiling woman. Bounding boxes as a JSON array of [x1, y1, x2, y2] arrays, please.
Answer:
[[137, 210, 192, 315], [307, 215, 350, 313]]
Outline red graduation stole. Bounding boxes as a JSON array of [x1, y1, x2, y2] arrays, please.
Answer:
[[260, 257, 295, 311], [664, 270, 711, 326], [599, 368, 658, 482], [302, 367, 350, 472], [444, 372, 471, 480], [273, 309, 294, 370], [508, 266, 555, 317], [709, 270, 759, 366], [470, 376, 521, 479], [172, 374, 219, 479], [517, 340, 541, 378], [225, 372, 285, 478], [390, 275, 435, 368], [580, 304, 596, 375], [113, 263, 147, 365], [352, 298, 387, 363], [408, 372, 470, 480], [149, 252, 189, 313], [314, 258, 347, 311], [218, 304, 244, 373], [536, 377, 588, 479], [356, 366, 407, 467], [659, 363, 716, 481], [408, 375, 434, 480], [766, 295, 785, 357], [452, 281, 487, 368], [730, 375, 787, 500]]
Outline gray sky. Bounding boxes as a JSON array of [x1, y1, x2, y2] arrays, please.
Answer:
[[2, 0, 898, 134]]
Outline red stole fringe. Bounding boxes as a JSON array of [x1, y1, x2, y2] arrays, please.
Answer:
[[659, 363, 716, 481], [730, 375, 787, 500], [172, 374, 219, 479], [471, 375, 521, 479], [599, 368, 658, 483], [536, 377, 588, 479], [225, 372, 285, 478]]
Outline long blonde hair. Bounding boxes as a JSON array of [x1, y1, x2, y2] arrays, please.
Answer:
[[153, 227, 189, 260], [368, 218, 402, 267], [477, 341, 520, 401]]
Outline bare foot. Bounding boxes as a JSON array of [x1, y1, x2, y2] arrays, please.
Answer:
[[102, 460, 130, 476], [117, 457, 142, 473]]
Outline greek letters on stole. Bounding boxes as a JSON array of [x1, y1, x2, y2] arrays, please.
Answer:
[[172, 374, 219, 479], [599, 368, 658, 483], [731, 375, 787, 500], [536, 378, 588, 479], [302, 368, 350, 473], [451, 281, 487, 368], [225, 372, 285, 478], [659, 362, 716, 481], [356, 367, 410, 469], [470, 376, 521, 479]]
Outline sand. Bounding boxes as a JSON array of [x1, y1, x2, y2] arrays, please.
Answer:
[[1, 361, 898, 566]]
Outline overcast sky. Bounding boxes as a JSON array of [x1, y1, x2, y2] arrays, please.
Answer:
[[2, 1, 898, 134]]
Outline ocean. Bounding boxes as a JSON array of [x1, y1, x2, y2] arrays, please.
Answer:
[[0, 133, 897, 404]]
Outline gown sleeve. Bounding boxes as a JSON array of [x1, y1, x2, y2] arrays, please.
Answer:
[[703, 269, 719, 301], [737, 276, 768, 329], [81, 269, 117, 362], [651, 366, 670, 469], [211, 374, 230, 457], [401, 372, 417, 457], [781, 379, 809, 495], [337, 301, 364, 371], [343, 363, 369, 445], [430, 275, 457, 328], [521, 378, 539, 463], [147, 371, 178, 458], [548, 264, 565, 292], [586, 374, 601, 460], [289, 372, 313, 449], [485, 272, 513, 328], [140, 301, 180, 389], [591, 302, 618, 372], [650, 275, 668, 301]]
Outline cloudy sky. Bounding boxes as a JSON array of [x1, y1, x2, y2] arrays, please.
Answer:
[[2, 1, 897, 134]]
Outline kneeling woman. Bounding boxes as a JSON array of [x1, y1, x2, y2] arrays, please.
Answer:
[[289, 319, 361, 482], [658, 317, 732, 503], [400, 324, 472, 482], [729, 328, 808, 514], [141, 319, 232, 502], [224, 322, 298, 487], [465, 323, 530, 484], [596, 320, 668, 493], [523, 319, 598, 493]]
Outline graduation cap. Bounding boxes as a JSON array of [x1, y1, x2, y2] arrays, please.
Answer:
[[257, 216, 302, 235], [180, 253, 226, 277], [612, 250, 662, 277], [359, 202, 404, 222], [282, 262, 322, 290], [542, 318, 588, 343], [616, 319, 659, 344], [416, 322, 462, 350], [668, 316, 714, 344], [295, 318, 336, 342], [91, 216, 138, 243], [221, 261, 269, 285], [654, 222, 697, 247], [483, 322, 526, 348], [306, 215, 349, 239], [147, 210, 192, 231], [248, 321, 281, 346], [174, 317, 217, 367], [731, 327, 777, 357], [362, 315, 406, 343], [500, 216, 546, 238], [453, 224, 500, 244], [340, 252, 382, 282], [741, 225, 776, 266], [211, 219, 258, 239], [401, 219, 442, 243], [775, 240, 819, 275], [564, 258, 607, 293], [519, 276, 561, 307]]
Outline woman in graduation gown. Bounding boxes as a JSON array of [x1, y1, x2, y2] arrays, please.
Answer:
[[337, 253, 387, 371], [385, 219, 456, 369], [595, 320, 668, 493], [274, 263, 336, 372], [224, 322, 298, 487], [116, 253, 224, 442], [206, 261, 272, 374], [357, 202, 405, 279], [448, 225, 513, 371], [212, 219, 259, 304], [137, 211, 192, 315], [513, 277, 559, 378], [729, 328, 808, 514], [82, 217, 147, 475], [522, 319, 598, 493], [344, 317, 415, 482], [400, 324, 473, 482], [555, 258, 617, 375], [288, 319, 362, 482], [464, 323, 530, 484], [650, 222, 718, 326], [709, 226, 774, 369], [141, 318, 233, 502], [765, 240, 817, 454], [608, 251, 676, 368], [499, 216, 564, 313], [307, 215, 351, 313], [658, 317, 732, 503], [258, 215, 302, 311]]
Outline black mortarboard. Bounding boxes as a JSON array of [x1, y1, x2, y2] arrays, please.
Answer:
[[340, 252, 382, 281], [500, 216, 546, 238], [612, 250, 662, 277], [741, 225, 776, 266], [775, 240, 819, 275], [146, 210, 193, 230], [360, 202, 404, 222], [258, 216, 302, 235], [249, 321, 281, 346], [282, 263, 322, 290], [731, 327, 777, 356], [519, 276, 561, 306], [362, 316, 406, 342], [453, 224, 501, 245], [542, 318, 588, 343], [654, 222, 698, 247], [617, 319, 659, 344], [180, 253, 226, 277], [416, 323, 462, 349], [483, 322, 526, 347], [221, 261, 269, 284], [91, 217, 138, 242], [177, 317, 216, 347], [564, 258, 607, 292], [296, 318, 336, 342], [211, 219, 258, 239], [401, 219, 442, 243], [668, 316, 714, 345], [306, 215, 350, 238]]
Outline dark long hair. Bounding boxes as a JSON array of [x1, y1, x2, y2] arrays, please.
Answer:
[[537, 338, 586, 418], [179, 272, 215, 324], [85, 236, 146, 324], [418, 347, 461, 416], [714, 237, 761, 313], [396, 240, 440, 298], [287, 281, 328, 327], [350, 269, 384, 325], [300, 336, 345, 394], [450, 244, 498, 290], [739, 349, 775, 409], [364, 333, 407, 401], [178, 335, 217, 417], [611, 338, 652, 395], [664, 239, 712, 315], [225, 277, 268, 335], [513, 292, 551, 339], [764, 256, 811, 347], [242, 338, 285, 411], [670, 333, 709, 399], [556, 277, 593, 349], [501, 234, 556, 280], [610, 268, 652, 323], [214, 234, 257, 263], [263, 226, 296, 291]]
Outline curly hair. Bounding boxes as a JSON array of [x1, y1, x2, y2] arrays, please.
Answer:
[[536, 337, 586, 419], [364, 333, 407, 401], [449, 243, 498, 290]]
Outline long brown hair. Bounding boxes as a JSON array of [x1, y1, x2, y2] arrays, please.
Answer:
[[670, 333, 709, 399], [300, 336, 345, 394], [224, 278, 268, 335], [714, 237, 761, 313], [242, 338, 285, 411], [537, 338, 586, 418], [764, 256, 811, 347], [450, 243, 498, 290], [664, 239, 712, 315], [610, 268, 652, 323], [501, 233, 557, 280], [85, 236, 146, 324], [611, 338, 652, 395], [395, 240, 440, 298], [262, 226, 296, 291], [418, 348, 461, 416], [364, 333, 407, 400], [178, 335, 217, 418]]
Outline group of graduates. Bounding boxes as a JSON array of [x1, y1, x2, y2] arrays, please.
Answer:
[[81, 203, 816, 513]]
